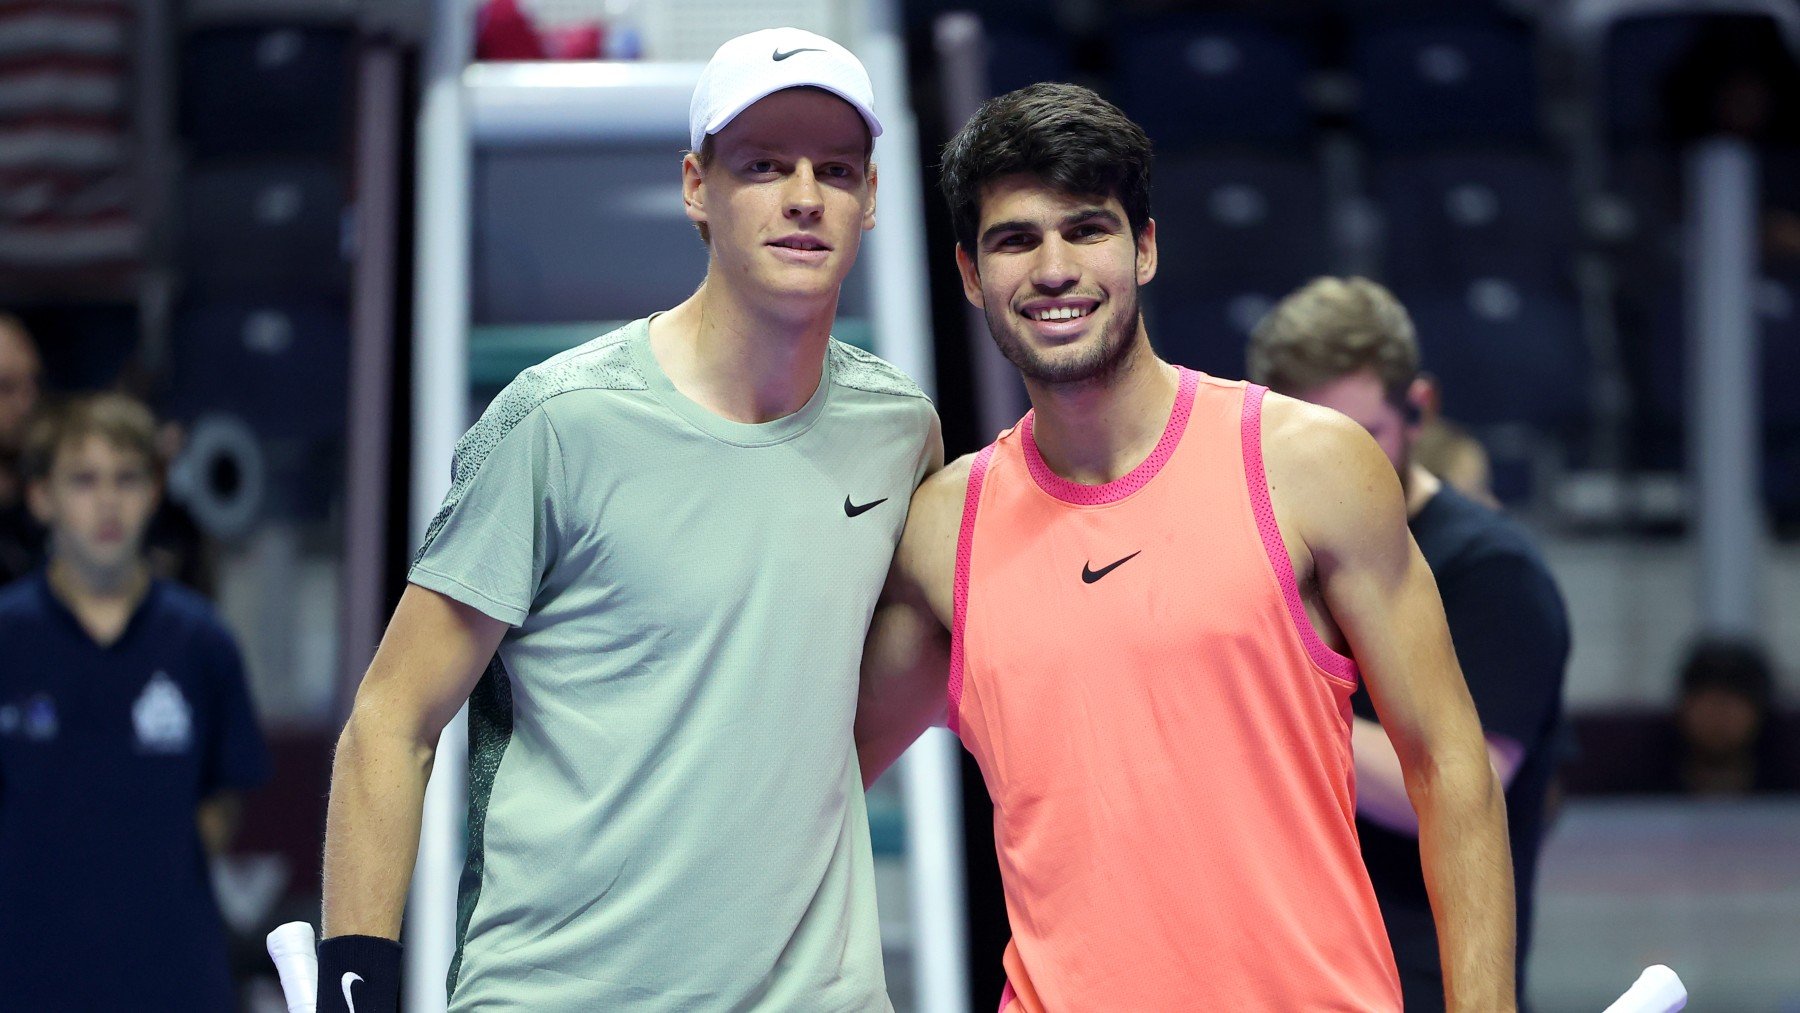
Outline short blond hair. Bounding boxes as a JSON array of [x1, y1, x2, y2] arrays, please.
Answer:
[[1247, 276, 1419, 402], [22, 391, 162, 483]]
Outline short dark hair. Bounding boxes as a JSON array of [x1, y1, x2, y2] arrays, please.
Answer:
[[940, 82, 1153, 252], [1680, 638, 1775, 713]]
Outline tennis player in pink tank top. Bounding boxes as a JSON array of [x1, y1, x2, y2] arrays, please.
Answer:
[[855, 84, 1518, 1011]]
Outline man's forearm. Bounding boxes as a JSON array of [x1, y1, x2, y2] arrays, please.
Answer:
[[321, 713, 438, 939], [1410, 748, 1516, 1012]]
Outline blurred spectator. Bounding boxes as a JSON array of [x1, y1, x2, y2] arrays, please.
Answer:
[[1413, 414, 1500, 509], [0, 315, 43, 583], [1250, 276, 1571, 1011], [1661, 19, 1800, 146], [1656, 639, 1795, 795], [0, 392, 269, 1012]]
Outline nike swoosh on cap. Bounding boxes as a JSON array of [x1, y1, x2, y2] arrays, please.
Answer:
[[773, 46, 825, 60]]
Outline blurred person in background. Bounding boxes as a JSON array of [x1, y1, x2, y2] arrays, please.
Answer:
[[316, 28, 938, 1013], [1630, 638, 1796, 796], [0, 314, 44, 583], [1413, 415, 1500, 509], [0, 392, 270, 1011], [1249, 276, 1571, 1012]]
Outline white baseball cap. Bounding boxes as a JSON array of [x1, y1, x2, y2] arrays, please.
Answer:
[[689, 27, 883, 153]]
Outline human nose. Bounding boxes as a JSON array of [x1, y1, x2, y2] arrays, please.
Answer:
[[1029, 234, 1079, 292], [783, 162, 823, 222]]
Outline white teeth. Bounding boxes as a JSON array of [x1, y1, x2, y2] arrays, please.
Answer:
[[1032, 306, 1090, 321]]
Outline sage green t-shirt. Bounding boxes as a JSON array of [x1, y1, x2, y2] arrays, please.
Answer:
[[409, 319, 936, 1011]]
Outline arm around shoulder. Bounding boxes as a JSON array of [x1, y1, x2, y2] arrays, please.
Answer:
[[855, 447, 967, 789]]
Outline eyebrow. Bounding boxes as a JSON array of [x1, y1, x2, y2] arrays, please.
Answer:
[[729, 139, 867, 160], [979, 206, 1122, 245]]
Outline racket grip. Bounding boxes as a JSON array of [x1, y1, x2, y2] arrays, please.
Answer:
[[266, 921, 320, 1013]]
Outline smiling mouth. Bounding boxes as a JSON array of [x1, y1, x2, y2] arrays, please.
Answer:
[[1022, 302, 1099, 322]]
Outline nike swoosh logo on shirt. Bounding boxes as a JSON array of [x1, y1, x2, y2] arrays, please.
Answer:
[[844, 496, 888, 517], [342, 972, 364, 1012], [1081, 551, 1141, 584], [772, 47, 825, 61]]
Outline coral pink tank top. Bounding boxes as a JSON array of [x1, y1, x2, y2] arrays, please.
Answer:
[[950, 369, 1400, 1011]]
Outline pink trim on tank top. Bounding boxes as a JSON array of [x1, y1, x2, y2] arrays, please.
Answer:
[[1020, 367, 1199, 506], [1240, 384, 1360, 685], [948, 444, 997, 737], [998, 981, 1017, 1011]]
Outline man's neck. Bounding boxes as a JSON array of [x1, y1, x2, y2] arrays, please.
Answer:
[[1403, 462, 1442, 519], [650, 273, 838, 424], [1024, 338, 1178, 486]]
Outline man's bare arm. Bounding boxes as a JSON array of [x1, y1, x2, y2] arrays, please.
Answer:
[[1266, 396, 1515, 1012], [321, 585, 507, 939], [854, 449, 964, 789]]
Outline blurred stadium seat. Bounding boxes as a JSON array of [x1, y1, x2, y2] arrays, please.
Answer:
[[1401, 280, 1590, 434], [165, 298, 349, 444], [1148, 291, 1279, 379], [1372, 147, 1577, 292], [179, 160, 349, 298], [180, 24, 353, 158], [1114, 16, 1315, 150], [1151, 151, 1330, 294], [984, 30, 1071, 97], [1349, 15, 1540, 146]]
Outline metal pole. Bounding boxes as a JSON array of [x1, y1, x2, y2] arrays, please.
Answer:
[[1685, 138, 1763, 637], [339, 41, 402, 717], [863, 3, 969, 1011], [934, 12, 1026, 440], [408, 1, 472, 1009]]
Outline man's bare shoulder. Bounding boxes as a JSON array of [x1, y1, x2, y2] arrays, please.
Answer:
[[1260, 390, 1407, 544], [912, 451, 976, 517], [1260, 391, 1372, 469]]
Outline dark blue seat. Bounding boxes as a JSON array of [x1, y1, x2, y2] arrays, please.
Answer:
[[1350, 16, 1539, 145], [1150, 151, 1330, 297], [165, 298, 349, 444], [985, 30, 1072, 97], [1636, 275, 1800, 436], [1371, 148, 1575, 292], [1146, 291, 1280, 379], [1114, 17, 1314, 149], [181, 25, 352, 157], [180, 160, 349, 297], [1400, 281, 1589, 432]]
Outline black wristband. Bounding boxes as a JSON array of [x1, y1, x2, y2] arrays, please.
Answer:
[[315, 934, 402, 1013]]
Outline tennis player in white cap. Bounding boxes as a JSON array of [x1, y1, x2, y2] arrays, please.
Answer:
[[312, 26, 939, 1012]]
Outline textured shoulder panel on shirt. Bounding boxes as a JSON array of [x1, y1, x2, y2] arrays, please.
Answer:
[[414, 329, 645, 563], [828, 339, 929, 400]]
